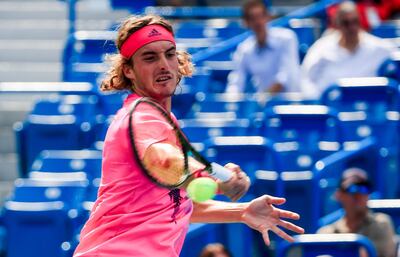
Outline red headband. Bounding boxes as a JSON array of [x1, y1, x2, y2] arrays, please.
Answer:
[[120, 24, 175, 59]]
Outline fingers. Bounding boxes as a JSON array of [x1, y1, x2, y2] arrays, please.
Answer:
[[224, 163, 241, 173], [264, 195, 286, 205], [261, 229, 271, 246], [278, 220, 305, 234], [271, 226, 295, 243], [278, 209, 300, 220]]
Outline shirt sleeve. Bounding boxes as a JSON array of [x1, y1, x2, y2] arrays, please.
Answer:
[[226, 45, 248, 93], [300, 38, 325, 99], [131, 108, 177, 160], [275, 30, 301, 92], [370, 213, 397, 257]]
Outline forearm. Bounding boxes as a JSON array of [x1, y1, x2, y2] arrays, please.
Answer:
[[190, 200, 247, 223]]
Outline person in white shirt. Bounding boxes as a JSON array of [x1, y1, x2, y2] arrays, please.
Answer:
[[301, 1, 395, 99], [225, 0, 300, 94]]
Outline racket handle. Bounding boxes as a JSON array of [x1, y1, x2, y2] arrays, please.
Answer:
[[209, 162, 233, 182]]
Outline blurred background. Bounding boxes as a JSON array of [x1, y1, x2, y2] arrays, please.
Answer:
[[1, 0, 400, 256]]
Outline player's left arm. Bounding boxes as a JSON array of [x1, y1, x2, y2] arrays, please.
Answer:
[[190, 195, 304, 245]]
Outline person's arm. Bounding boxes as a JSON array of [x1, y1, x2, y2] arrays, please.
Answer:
[[300, 39, 324, 99], [373, 214, 397, 257], [225, 46, 248, 93], [273, 30, 301, 93], [191, 195, 304, 245], [144, 143, 250, 201]]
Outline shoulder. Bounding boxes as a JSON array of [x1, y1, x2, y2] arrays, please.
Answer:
[[361, 32, 395, 50], [234, 36, 256, 55], [317, 219, 341, 234], [269, 27, 297, 42], [370, 212, 394, 226], [304, 32, 338, 59]]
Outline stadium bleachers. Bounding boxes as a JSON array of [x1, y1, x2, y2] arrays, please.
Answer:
[[2, 0, 400, 256]]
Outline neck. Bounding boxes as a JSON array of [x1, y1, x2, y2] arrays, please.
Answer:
[[256, 30, 267, 46], [339, 32, 360, 52], [132, 89, 172, 112], [344, 209, 368, 232]]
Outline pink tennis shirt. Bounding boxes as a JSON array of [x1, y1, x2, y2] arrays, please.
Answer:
[[74, 94, 193, 257]]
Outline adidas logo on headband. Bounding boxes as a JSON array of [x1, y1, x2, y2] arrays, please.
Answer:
[[148, 29, 162, 37]]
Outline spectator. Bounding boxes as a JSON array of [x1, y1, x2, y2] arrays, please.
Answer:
[[199, 243, 233, 257], [327, 0, 400, 31], [301, 1, 395, 99], [225, 0, 300, 94], [318, 167, 397, 257]]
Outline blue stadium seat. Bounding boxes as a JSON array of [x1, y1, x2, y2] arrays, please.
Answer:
[[63, 31, 116, 84], [368, 199, 400, 234], [188, 92, 263, 119], [321, 77, 400, 197], [30, 95, 100, 122], [204, 136, 276, 182], [15, 95, 101, 176], [180, 118, 252, 145], [3, 178, 89, 257], [261, 105, 341, 147], [321, 77, 400, 114], [30, 149, 102, 183], [287, 18, 322, 61], [181, 223, 252, 257], [378, 51, 400, 82], [201, 61, 234, 93], [277, 234, 377, 257], [264, 92, 319, 107], [3, 202, 75, 257], [10, 179, 88, 209], [371, 21, 400, 38], [254, 137, 379, 232]]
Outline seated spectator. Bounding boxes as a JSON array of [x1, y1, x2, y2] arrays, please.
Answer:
[[301, 1, 395, 99], [318, 167, 397, 257], [225, 0, 300, 94], [198, 243, 233, 257], [327, 0, 400, 31]]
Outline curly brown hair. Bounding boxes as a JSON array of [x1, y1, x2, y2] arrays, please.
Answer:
[[101, 15, 194, 92]]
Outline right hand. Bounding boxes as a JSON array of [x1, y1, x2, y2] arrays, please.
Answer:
[[218, 163, 251, 202]]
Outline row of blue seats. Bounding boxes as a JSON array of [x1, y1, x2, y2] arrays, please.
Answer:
[[15, 78, 400, 179], [62, 18, 324, 85], [0, 140, 396, 257]]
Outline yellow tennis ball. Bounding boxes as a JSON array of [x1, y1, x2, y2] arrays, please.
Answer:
[[187, 177, 218, 203]]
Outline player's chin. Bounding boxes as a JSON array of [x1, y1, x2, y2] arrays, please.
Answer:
[[154, 82, 177, 95]]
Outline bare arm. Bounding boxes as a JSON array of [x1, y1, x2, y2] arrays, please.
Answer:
[[144, 143, 250, 200], [191, 195, 304, 245]]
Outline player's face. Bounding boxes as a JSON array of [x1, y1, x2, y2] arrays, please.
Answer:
[[338, 190, 368, 215], [338, 12, 360, 37], [245, 6, 269, 35], [125, 40, 179, 102]]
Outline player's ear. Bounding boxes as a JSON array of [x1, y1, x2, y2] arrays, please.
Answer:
[[123, 62, 136, 81], [334, 190, 342, 201]]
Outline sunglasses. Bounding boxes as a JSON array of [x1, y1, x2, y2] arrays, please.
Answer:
[[340, 18, 360, 27], [342, 184, 371, 194]]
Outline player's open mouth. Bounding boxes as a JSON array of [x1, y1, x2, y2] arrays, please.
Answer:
[[155, 75, 172, 82]]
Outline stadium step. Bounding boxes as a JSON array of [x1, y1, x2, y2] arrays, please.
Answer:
[[0, 62, 62, 81], [0, 154, 19, 182], [0, 40, 63, 62], [0, 127, 16, 154]]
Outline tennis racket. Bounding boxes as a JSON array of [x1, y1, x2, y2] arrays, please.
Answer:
[[128, 97, 233, 189]]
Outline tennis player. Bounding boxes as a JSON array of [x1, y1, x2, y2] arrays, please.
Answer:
[[73, 15, 304, 257]]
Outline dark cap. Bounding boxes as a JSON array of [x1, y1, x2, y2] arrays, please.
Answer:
[[339, 167, 372, 194]]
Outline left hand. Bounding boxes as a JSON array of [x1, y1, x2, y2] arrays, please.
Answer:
[[218, 163, 251, 202], [241, 195, 304, 245], [267, 83, 284, 95]]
